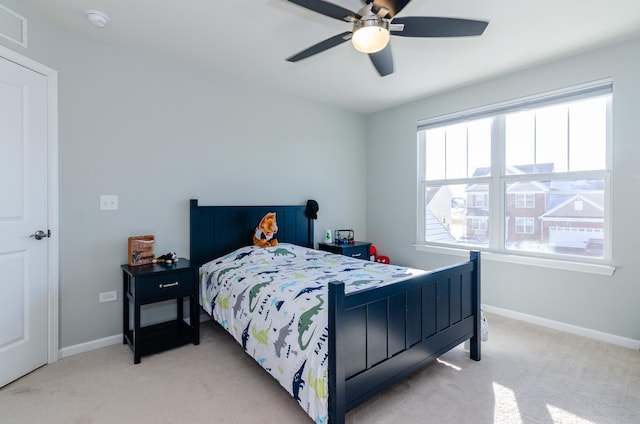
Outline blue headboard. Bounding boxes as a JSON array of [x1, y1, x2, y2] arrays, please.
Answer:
[[189, 199, 314, 266]]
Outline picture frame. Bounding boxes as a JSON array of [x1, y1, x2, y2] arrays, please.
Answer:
[[334, 229, 354, 244], [127, 235, 155, 266]]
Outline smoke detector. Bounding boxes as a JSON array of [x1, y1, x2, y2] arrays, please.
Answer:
[[85, 10, 109, 28]]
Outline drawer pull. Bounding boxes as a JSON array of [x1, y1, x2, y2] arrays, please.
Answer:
[[159, 282, 179, 289], [352, 253, 362, 257]]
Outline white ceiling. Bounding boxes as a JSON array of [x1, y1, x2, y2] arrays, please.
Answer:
[[19, 0, 640, 113]]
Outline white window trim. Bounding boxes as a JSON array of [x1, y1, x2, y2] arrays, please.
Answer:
[[413, 244, 615, 276], [417, 79, 612, 129]]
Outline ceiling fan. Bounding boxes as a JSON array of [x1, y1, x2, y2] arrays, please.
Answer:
[[285, 0, 489, 76]]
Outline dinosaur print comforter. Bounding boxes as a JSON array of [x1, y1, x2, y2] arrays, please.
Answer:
[[199, 243, 426, 424]]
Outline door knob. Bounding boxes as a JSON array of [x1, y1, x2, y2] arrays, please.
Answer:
[[30, 230, 51, 240]]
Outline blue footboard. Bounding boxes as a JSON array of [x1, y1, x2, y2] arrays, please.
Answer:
[[328, 251, 481, 424]]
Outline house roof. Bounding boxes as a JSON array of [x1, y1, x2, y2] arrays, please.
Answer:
[[544, 179, 605, 215], [542, 193, 604, 219], [425, 209, 457, 243], [506, 181, 550, 193], [506, 163, 554, 175]]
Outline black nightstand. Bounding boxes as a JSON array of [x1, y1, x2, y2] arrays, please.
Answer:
[[121, 258, 200, 364], [318, 241, 372, 260]]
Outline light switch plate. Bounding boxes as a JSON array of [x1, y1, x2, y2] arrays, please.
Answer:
[[99, 195, 118, 210]]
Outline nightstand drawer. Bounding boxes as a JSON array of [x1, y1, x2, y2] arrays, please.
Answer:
[[318, 241, 371, 261], [344, 245, 369, 259], [136, 270, 193, 302]]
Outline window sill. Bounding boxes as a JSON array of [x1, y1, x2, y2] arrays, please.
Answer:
[[413, 244, 615, 276]]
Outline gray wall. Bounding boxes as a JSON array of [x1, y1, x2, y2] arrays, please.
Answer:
[[2, 2, 367, 348], [3, 0, 639, 348], [366, 35, 640, 341]]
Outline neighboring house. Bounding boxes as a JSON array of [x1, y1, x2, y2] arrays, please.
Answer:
[[540, 180, 605, 249], [503, 164, 555, 246], [464, 182, 489, 242], [505, 180, 550, 244], [462, 166, 492, 242], [461, 164, 604, 251]]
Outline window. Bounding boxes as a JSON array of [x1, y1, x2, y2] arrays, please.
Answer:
[[515, 193, 535, 208], [417, 81, 611, 261], [471, 218, 488, 233], [470, 193, 488, 208], [515, 217, 535, 234]]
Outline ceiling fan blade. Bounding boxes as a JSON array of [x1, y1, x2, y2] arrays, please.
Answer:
[[391, 17, 489, 37], [372, 0, 412, 18], [286, 31, 352, 62], [369, 43, 394, 76], [286, 0, 360, 22]]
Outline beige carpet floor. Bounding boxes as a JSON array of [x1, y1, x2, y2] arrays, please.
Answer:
[[1, 313, 639, 424]]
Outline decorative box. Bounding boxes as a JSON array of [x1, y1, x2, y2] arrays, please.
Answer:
[[127, 235, 155, 266]]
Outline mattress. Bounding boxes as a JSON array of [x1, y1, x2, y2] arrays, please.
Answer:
[[199, 243, 426, 423]]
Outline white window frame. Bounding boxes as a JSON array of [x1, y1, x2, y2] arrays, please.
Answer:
[[416, 80, 614, 275]]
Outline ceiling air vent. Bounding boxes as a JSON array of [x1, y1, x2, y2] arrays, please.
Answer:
[[0, 4, 27, 47]]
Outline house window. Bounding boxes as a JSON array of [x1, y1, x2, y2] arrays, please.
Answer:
[[515, 217, 535, 234], [515, 193, 535, 208], [470, 193, 488, 208], [470, 218, 488, 233], [418, 81, 611, 261]]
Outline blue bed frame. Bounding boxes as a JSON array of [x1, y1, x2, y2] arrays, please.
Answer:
[[189, 199, 481, 424]]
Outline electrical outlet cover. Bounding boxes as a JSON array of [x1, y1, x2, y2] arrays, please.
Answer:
[[99, 291, 118, 302]]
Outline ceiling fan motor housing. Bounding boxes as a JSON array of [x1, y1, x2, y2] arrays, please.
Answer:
[[352, 17, 390, 53]]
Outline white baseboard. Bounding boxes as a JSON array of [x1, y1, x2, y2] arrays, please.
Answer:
[[60, 308, 638, 358], [59, 334, 122, 359], [483, 304, 640, 351], [59, 313, 212, 359]]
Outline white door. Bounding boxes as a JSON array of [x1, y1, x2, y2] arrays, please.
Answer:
[[0, 56, 50, 387]]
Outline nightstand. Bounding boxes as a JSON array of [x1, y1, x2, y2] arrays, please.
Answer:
[[121, 259, 200, 364], [318, 241, 372, 260]]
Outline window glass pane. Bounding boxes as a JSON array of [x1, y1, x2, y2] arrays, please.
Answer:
[[468, 119, 492, 178], [505, 111, 535, 174], [569, 97, 607, 171], [536, 104, 568, 173], [505, 179, 604, 257], [505, 96, 608, 176], [425, 127, 445, 180], [425, 184, 489, 247], [445, 123, 468, 179], [424, 118, 492, 181]]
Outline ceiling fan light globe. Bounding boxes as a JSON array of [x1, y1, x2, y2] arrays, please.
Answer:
[[352, 20, 390, 54]]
